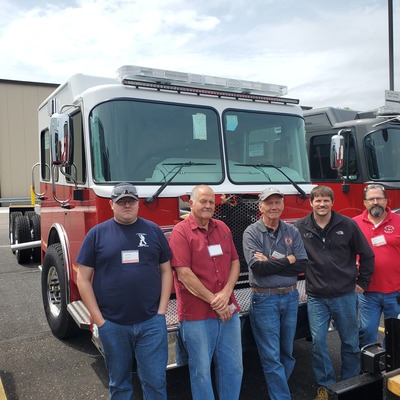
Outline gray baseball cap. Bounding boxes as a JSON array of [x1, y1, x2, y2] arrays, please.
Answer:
[[259, 187, 284, 201], [111, 183, 139, 202]]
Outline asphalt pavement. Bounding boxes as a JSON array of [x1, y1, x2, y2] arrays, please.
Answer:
[[0, 208, 110, 400]]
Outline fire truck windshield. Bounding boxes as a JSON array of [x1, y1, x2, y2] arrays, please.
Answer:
[[364, 127, 400, 181], [90, 99, 223, 183], [224, 110, 309, 183], [89, 99, 309, 185]]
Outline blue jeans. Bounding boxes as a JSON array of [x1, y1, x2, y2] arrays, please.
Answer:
[[179, 313, 243, 400], [250, 290, 299, 400], [358, 291, 400, 348], [307, 293, 360, 387], [98, 314, 168, 400]]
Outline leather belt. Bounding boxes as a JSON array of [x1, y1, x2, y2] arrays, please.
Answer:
[[251, 284, 296, 295]]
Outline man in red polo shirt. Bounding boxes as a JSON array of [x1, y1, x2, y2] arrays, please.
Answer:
[[169, 185, 243, 400], [354, 184, 400, 348]]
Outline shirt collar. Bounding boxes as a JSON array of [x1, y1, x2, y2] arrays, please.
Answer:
[[187, 213, 216, 231]]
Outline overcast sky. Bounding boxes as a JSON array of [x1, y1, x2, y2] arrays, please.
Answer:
[[1, 0, 398, 110]]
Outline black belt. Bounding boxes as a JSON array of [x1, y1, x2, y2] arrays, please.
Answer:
[[251, 284, 296, 295]]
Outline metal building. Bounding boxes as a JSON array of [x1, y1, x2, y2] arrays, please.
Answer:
[[0, 79, 58, 202]]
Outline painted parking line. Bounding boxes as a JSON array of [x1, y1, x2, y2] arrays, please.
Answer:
[[0, 377, 7, 400]]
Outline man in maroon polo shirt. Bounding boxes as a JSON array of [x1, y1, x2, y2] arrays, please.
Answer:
[[169, 185, 243, 400]]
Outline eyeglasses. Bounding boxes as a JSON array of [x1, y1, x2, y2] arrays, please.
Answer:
[[116, 199, 137, 206], [364, 197, 386, 204], [363, 184, 386, 203]]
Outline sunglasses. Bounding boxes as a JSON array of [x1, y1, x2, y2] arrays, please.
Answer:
[[364, 184, 385, 192], [112, 185, 138, 199]]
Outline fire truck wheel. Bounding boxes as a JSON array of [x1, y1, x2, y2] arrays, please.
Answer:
[[9, 211, 23, 253], [24, 210, 37, 219], [14, 215, 32, 264], [41, 243, 78, 339], [28, 213, 41, 263]]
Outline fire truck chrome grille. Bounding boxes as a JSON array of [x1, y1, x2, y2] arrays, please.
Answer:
[[214, 197, 259, 270]]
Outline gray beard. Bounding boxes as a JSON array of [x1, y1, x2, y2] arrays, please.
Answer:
[[369, 205, 385, 218]]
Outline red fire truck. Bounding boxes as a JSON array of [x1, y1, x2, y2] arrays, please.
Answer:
[[304, 106, 400, 216], [11, 65, 314, 367]]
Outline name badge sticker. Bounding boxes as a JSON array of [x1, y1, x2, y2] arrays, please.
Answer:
[[121, 250, 139, 263], [371, 235, 386, 247], [208, 244, 223, 257], [271, 250, 285, 260]]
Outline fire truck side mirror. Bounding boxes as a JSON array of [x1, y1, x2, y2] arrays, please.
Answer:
[[50, 113, 73, 167], [330, 134, 344, 170]]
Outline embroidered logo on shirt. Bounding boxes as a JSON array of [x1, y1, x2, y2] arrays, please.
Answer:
[[137, 233, 148, 247], [336, 230, 344, 235], [284, 235, 293, 246], [384, 225, 394, 234], [304, 232, 313, 238]]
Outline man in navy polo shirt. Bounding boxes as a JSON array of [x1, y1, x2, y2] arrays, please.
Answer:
[[77, 182, 173, 400]]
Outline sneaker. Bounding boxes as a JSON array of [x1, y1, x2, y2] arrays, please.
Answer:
[[314, 386, 329, 400]]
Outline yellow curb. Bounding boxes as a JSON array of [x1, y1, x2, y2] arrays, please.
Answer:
[[0, 377, 7, 400]]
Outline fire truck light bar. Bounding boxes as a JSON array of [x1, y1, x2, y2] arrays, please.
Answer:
[[117, 65, 288, 97], [121, 79, 299, 105]]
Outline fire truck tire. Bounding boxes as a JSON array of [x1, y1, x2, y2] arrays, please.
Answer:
[[14, 215, 32, 264], [24, 210, 37, 219], [41, 243, 78, 339], [28, 213, 41, 262], [9, 211, 23, 253]]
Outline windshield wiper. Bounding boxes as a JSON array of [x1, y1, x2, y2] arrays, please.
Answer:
[[235, 163, 308, 200], [145, 161, 216, 204]]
